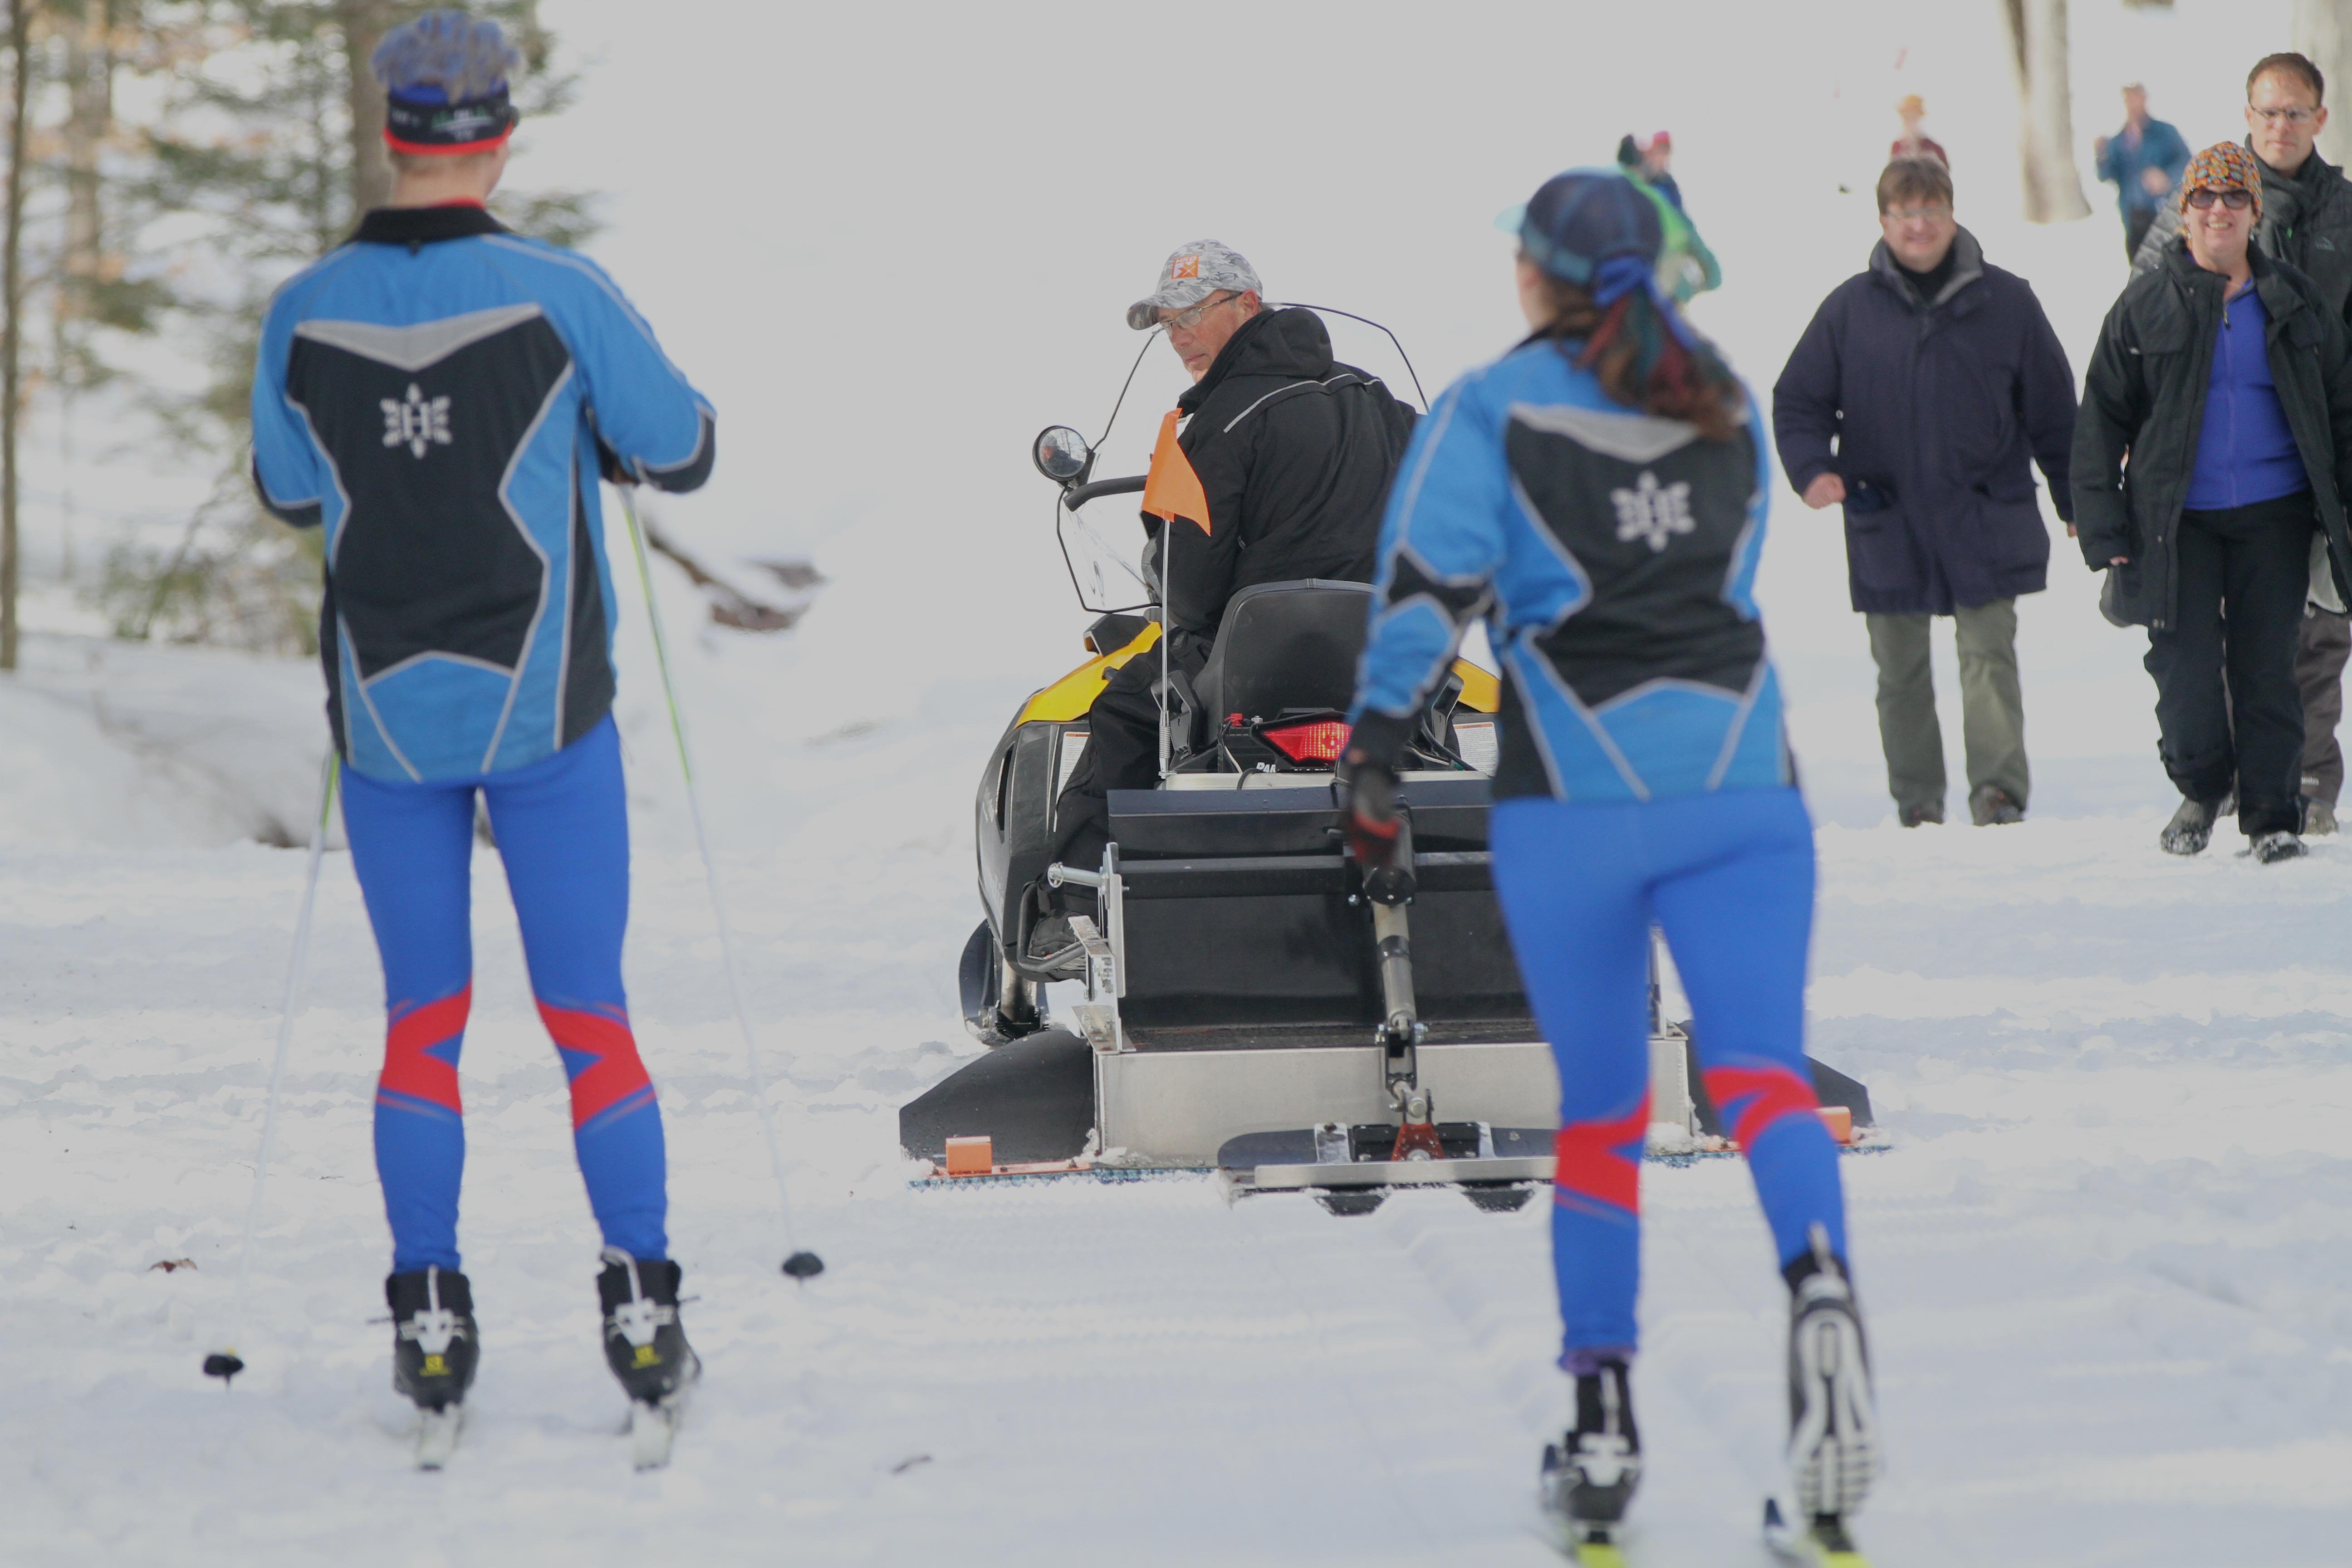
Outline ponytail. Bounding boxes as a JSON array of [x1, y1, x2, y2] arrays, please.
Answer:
[[1536, 274, 1745, 443]]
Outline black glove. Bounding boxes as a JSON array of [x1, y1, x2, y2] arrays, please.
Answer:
[[1336, 745, 1401, 875], [595, 439, 636, 488]]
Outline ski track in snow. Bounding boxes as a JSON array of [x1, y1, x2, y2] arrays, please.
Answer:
[[9, 2, 2352, 1556], [7, 734, 2352, 1564]]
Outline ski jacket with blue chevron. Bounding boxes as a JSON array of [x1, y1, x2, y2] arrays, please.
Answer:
[[251, 204, 714, 783], [1348, 337, 1791, 803]]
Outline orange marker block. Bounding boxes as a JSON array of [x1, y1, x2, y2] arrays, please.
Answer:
[[1816, 1106, 1853, 1145], [943, 1136, 995, 1176]]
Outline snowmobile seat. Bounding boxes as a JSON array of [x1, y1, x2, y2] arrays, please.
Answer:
[[1188, 579, 1375, 749]]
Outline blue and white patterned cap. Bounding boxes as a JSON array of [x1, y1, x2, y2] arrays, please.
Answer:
[[1127, 240, 1263, 330]]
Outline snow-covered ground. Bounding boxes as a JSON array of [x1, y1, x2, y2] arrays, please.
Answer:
[[9, 570, 2349, 1566], [6, 0, 2350, 1562]]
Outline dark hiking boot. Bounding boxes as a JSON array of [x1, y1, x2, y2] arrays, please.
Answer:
[[598, 1249, 701, 1406], [1968, 785, 2024, 825], [2160, 797, 2220, 856], [1540, 1357, 1642, 1542], [2249, 830, 2308, 865], [1784, 1227, 1877, 1528], [1896, 801, 1945, 828], [388, 1265, 478, 1412]]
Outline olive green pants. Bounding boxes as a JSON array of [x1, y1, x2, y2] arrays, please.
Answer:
[[1865, 599, 2029, 813]]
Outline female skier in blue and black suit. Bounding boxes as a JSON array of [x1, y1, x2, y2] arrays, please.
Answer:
[[1338, 170, 1879, 1555]]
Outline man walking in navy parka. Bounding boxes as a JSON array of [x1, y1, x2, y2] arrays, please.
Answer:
[[1774, 157, 2078, 826]]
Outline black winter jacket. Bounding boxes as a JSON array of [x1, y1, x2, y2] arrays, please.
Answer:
[[1143, 308, 1417, 653], [2073, 245, 2352, 629], [1772, 229, 2078, 615], [2133, 142, 2352, 321]]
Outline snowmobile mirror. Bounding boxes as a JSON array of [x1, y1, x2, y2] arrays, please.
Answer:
[[1034, 425, 1092, 485]]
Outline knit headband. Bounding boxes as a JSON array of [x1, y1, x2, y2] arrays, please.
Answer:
[[2180, 142, 2264, 223], [372, 10, 522, 157]]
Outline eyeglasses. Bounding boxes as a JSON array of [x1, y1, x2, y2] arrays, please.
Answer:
[[2186, 187, 2254, 210], [2252, 105, 2320, 127], [1159, 292, 1240, 333], [1885, 206, 1952, 224]]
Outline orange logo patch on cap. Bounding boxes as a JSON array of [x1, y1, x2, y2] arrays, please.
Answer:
[[1171, 255, 1200, 280]]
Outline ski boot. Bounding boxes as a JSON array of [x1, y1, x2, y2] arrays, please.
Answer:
[[1779, 1226, 1877, 1563], [387, 1265, 477, 1468], [1540, 1357, 1641, 1563], [598, 1248, 701, 1469]]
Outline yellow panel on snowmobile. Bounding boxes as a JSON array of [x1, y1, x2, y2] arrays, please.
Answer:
[[1452, 660, 1500, 713], [1019, 630, 1496, 725], [1017, 622, 1162, 724]]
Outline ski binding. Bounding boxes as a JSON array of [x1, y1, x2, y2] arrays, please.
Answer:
[[1764, 1497, 1871, 1566], [415, 1404, 463, 1470], [629, 1387, 691, 1470]]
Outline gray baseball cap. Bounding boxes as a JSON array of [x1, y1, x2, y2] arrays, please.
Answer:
[[1127, 240, 1263, 330]]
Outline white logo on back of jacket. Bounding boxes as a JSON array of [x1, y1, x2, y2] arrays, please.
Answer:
[[1611, 470, 1694, 552], [382, 382, 452, 458]]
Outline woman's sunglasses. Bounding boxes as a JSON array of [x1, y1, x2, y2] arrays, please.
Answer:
[[2186, 187, 2255, 211]]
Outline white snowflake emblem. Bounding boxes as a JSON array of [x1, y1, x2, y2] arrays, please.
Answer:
[[1610, 470, 1695, 553], [381, 383, 452, 459]]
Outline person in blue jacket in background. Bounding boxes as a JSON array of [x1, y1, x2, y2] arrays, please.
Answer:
[[250, 10, 711, 1433], [2095, 83, 2192, 262], [1336, 170, 1879, 1558]]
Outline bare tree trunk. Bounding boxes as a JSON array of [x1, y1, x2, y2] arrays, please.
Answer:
[[338, 0, 393, 217], [57, 0, 115, 585], [0, 0, 31, 672], [60, 0, 109, 295], [2298, 0, 2352, 168], [2003, 0, 2092, 224]]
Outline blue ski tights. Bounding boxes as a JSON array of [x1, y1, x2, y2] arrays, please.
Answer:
[[341, 715, 666, 1273], [1490, 787, 1847, 1366]]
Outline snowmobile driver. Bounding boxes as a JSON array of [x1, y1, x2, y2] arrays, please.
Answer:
[[1038, 242, 1418, 934], [249, 11, 710, 1446]]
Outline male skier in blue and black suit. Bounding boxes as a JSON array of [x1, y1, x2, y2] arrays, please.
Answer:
[[250, 10, 710, 1440]]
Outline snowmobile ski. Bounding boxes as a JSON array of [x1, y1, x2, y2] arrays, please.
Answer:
[[1763, 1498, 1872, 1567], [414, 1404, 463, 1470]]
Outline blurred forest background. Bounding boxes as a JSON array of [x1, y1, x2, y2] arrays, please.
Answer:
[[0, 0, 2348, 676], [0, 0, 591, 673]]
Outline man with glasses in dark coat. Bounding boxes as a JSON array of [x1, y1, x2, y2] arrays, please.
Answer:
[[1774, 157, 2078, 828], [2134, 53, 2352, 833]]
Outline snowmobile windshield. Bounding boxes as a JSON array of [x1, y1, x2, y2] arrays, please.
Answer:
[[1055, 492, 1156, 615]]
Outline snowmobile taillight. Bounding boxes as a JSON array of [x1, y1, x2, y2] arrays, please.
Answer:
[[1259, 718, 1351, 764]]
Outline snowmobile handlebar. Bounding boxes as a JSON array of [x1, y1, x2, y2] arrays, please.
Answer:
[[1059, 474, 1147, 510]]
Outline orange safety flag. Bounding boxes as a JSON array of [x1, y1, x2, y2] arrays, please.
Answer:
[[1140, 409, 1211, 536]]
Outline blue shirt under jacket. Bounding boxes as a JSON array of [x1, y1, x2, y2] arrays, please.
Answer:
[[2183, 282, 2310, 512], [251, 205, 714, 784], [1349, 338, 1789, 804]]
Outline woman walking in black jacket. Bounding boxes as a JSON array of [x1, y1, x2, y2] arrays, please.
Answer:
[[2075, 142, 2352, 861]]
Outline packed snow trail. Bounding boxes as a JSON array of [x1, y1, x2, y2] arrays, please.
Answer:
[[6, 796, 2352, 1563]]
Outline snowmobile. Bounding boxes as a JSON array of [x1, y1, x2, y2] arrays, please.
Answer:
[[898, 328, 1871, 1211]]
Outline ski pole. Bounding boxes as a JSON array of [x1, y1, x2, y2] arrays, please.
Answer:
[[204, 750, 340, 1386], [614, 486, 824, 1282]]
